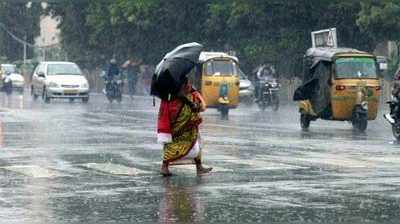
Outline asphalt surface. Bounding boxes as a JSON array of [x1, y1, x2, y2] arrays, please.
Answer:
[[1, 91, 400, 224]]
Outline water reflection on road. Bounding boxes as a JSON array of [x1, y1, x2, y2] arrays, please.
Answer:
[[1, 92, 400, 223], [159, 178, 205, 224]]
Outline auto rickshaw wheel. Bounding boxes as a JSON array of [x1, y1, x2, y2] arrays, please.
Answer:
[[352, 107, 368, 132], [258, 101, 266, 111], [31, 86, 38, 100], [300, 114, 311, 131], [352, 119, 367, 132], [116, 95, 122, 103], [43, 88, 51, 104], [220, 106, 229, 120], [392, 125, 400, 141], [82, 97, 89, 104], [107, 95, 113, 103], [352, 115, 368, 132], [272, 95, 279, 111]]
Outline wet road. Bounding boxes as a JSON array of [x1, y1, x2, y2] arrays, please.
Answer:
[[1, 92, 400, 224]]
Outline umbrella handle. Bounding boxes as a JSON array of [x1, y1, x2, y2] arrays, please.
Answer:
[[178, 95, 200, 113]]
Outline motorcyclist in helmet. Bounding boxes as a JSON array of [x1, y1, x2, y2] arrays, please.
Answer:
[[106, 59, 120, 81], [255, 64, 275, 101], [385, 70, 400, 123], [1, 71, 12, 95]]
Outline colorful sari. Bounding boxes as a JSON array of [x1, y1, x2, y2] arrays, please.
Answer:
[[157, 92, 203, 163]]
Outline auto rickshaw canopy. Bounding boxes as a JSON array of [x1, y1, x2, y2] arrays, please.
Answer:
[[304, 47, 372, 70], [199, 52, 239, 64]]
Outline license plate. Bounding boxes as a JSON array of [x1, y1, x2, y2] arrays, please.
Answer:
[[64, 89, 78, 94]]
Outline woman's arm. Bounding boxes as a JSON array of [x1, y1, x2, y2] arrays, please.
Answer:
[[193, 91, 207, 112]]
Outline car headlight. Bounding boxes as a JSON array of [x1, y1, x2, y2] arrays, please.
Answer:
[[270, 82, 279, 88], [82, 83, 89, 88], [48, 82, 58, 88]]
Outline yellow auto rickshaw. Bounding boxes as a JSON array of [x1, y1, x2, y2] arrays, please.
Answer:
[[293, 47, 381, 131], [195, 52, 240, 119]]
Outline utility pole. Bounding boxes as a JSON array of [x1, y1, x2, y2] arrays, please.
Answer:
[[23, 35, 27, 65]]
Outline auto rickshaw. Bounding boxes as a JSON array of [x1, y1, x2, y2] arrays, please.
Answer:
[[293, 47, 381, 131], [196, 52, 240, 119]]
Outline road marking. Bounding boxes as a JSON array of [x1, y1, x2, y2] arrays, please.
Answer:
[[1, 165, 64, 178], [80, 163, 150, 176]]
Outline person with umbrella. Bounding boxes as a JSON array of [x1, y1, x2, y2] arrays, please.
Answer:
[[152, 43, 212, 176]]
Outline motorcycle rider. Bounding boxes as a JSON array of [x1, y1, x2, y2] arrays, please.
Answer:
[[255, 64, 275, 101], [385, 71, 400, 123], [105, 59, 120, 81], [1, 71, 12, 95], [102, 59, 121, 93]]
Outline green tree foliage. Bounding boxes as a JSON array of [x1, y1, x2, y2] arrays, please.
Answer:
[[357, 0, 400, 41], [46, 0, 94, 67], [357, 0, 400, 77], [49, 0, 375, 78], [0, 1, 41, 62]]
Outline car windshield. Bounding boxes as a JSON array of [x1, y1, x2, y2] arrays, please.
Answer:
[[205, 60, 238, 76], [2, 65, 16, 73], [335, 57, 377, 79], [47, 64, 82, 76]]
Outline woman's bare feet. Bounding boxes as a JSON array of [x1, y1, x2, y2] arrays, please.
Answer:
[[196, 166, 213, 175], [160, 162, 172, 177], [195, 159, 212, 175]]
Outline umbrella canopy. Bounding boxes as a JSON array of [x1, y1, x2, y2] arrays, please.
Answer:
[[151, 42, 203, 100]]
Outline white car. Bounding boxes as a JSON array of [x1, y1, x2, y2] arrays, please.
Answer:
[[0, 64, 25, 92], [31, 62, 90, 103], [239, 69, 255, 104]]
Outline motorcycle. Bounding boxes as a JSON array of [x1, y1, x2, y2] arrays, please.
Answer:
[[256, 79, 280, 111], [384, 98, 400, 141], [104, 76, 123, 103], [1, 72, 13, 95]]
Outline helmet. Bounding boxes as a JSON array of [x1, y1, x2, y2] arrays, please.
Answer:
[[110, 59, 117, 64]]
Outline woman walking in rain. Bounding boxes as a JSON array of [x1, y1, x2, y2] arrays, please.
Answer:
[[152, 42, 212, 176], [157, 77, 212, 176]]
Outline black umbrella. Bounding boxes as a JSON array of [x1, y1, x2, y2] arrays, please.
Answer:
[[151, 42, 203, 100]]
